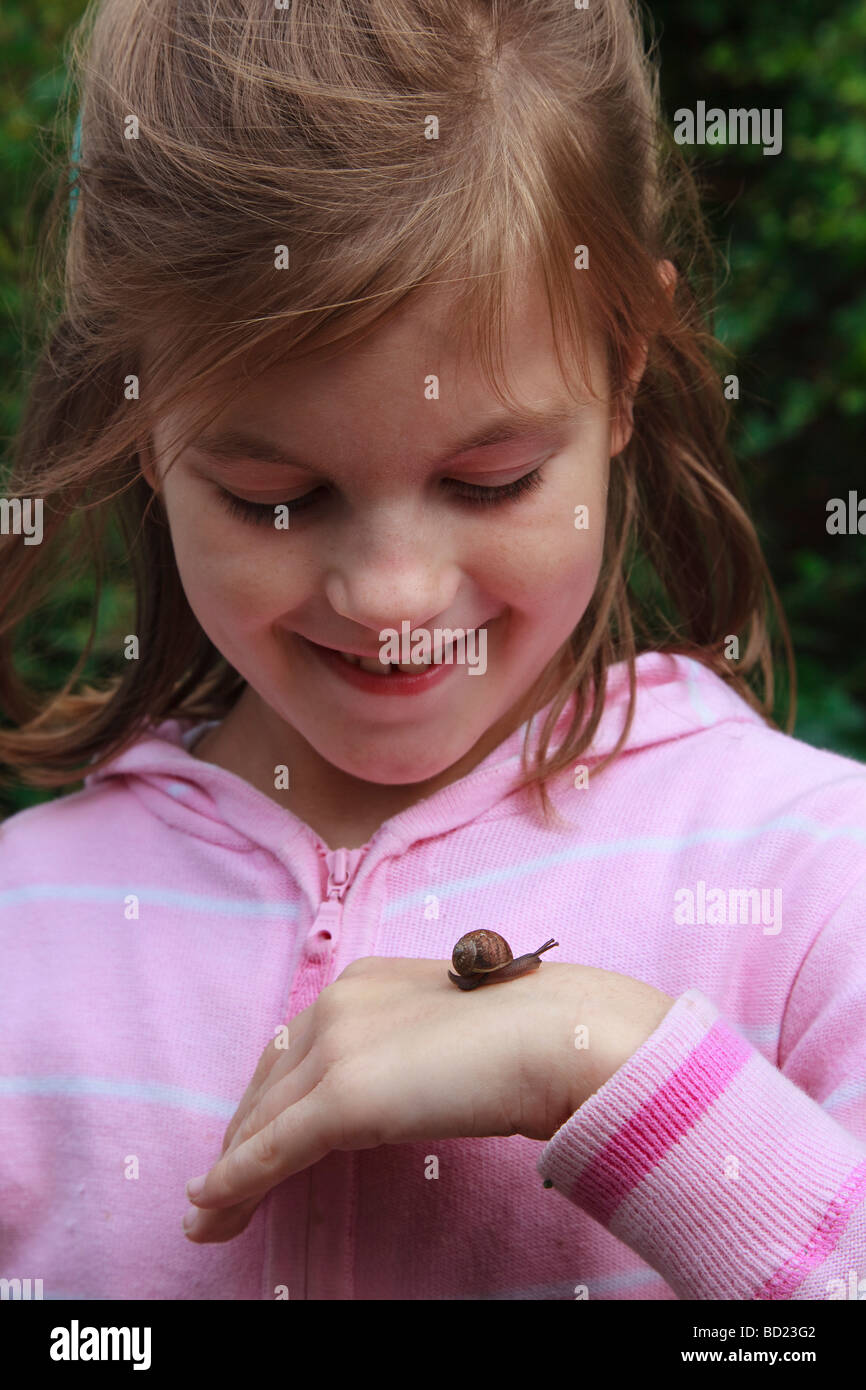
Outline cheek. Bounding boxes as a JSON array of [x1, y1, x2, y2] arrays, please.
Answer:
[[166, 489, 314, 624], [474, 473, 607, 615]]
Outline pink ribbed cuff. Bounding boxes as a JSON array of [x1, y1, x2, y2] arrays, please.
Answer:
[[538, 989, 866, 1299]]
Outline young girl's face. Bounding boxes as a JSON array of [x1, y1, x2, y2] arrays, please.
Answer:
[[145, 275, 632, 787]]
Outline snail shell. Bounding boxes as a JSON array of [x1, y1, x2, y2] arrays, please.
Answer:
[[451, 929, 513, 978]]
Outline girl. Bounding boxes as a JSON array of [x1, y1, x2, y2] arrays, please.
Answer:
[[1, 0, 864, 1302]]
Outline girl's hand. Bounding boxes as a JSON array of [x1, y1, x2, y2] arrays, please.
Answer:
[[182, 957, 673, 1244]]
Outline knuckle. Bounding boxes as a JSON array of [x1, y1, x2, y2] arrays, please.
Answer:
[[314, 981, 340, 1015], [332, 956, 377, 984], [338, 956, 371, 975], [313, 981, 352, 1032], [251, 1121, 281, 1171]]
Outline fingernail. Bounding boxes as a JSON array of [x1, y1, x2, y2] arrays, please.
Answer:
[[182, 1206, 200, 1234], [186, 1175, 206, 1201]]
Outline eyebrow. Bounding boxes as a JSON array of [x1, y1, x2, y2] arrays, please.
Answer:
[[191, 402, 579, 472]]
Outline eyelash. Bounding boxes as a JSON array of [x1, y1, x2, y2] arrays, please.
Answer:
[[214, 466, 546, 525]]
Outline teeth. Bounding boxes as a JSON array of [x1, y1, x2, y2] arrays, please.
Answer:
[[336, 651, 432, 674]]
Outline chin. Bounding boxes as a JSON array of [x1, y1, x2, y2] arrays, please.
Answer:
[[326, 745, 461, 787]]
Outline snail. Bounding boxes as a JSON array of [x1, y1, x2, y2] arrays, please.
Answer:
[[447, 929, 559, 990]]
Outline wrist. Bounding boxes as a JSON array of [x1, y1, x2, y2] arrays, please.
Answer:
[[547, 966, 675, 1125], [594, 983, 675, 1094]]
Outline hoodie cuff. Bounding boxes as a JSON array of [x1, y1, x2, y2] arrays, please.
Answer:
[[536, 988, 866, 1299]]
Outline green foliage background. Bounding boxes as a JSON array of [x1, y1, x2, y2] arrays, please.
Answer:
[[1, 0, 865, 819]]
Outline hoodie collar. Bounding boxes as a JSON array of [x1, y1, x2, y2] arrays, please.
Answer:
[[83, 652, 763, 862]]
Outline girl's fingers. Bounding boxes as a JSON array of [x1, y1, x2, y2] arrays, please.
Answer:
[[184, 1056, 323, 1245], [187, 1044, 317, 1244], [186, 1052, 320, 1243], [219, 1008, 314, 1155], [221, 1043, 320, 1159], [184, 1193, 261, 1245], [192, 1068, 333, 1212], [220, 1024, 314, 1158]]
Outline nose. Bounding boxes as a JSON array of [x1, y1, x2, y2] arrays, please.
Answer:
[[323, 506, 462, 636]]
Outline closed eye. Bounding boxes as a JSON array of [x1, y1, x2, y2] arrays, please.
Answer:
[[213, 466, 546, 525]]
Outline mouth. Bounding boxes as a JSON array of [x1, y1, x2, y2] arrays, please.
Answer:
[[307, 633, 478, 675], [295, 628, 487, 695], [331, 648, 452, 675]]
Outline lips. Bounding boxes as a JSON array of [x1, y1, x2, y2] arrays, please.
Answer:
[[305, 634, 471, 674], [337, 652, 418, 674], [298, 633, 461, 697]]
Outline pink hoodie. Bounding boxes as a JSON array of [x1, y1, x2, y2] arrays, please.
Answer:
[[1, 651, 865, 1300]]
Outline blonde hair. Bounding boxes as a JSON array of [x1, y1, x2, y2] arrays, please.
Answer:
[[0, 0, 794, 823]]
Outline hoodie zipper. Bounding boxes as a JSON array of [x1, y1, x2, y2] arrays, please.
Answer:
[[310, 846, 352, 937], [300, 844, 360, 1301]]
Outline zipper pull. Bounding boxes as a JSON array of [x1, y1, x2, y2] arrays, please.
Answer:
[[309, 847, 351, 936], [327, 847, 350, 896]]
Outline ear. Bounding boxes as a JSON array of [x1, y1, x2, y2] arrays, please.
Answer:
[[609, 259, 677, 458]]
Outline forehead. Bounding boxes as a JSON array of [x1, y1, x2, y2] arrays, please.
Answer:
[[314, 269, 599, 380], [149, 268, 603, 458]]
